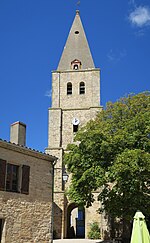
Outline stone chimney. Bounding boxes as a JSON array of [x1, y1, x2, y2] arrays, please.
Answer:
[[10, 121, 26, 146]]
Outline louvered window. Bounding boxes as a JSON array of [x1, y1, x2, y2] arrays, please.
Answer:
[[67, 82, 72, 95], [79, 82, 85, 94], [0, 159, 30, 194]]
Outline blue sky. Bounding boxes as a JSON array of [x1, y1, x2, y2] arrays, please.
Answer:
[[0, 0, 150, 151]]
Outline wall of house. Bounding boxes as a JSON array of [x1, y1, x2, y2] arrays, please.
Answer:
[[0, 143, 53, 243]]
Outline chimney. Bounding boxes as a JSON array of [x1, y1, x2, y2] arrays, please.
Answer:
[[10, 121, 26, 146]]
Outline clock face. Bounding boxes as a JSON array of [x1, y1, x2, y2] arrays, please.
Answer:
[[72, 118, 80, 125]]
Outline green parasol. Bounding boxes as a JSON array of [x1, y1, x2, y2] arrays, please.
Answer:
[[130, 211, 150, 243]]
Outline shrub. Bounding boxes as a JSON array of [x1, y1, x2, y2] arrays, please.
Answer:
[[88, 222, 101, 239]]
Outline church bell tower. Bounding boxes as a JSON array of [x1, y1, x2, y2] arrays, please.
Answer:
[[46, 10, 102, 239]]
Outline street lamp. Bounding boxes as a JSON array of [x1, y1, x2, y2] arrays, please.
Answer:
[[63, 170, 69, 183]]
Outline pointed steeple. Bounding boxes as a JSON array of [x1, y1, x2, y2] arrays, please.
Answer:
[[57, 10, 95, 71]]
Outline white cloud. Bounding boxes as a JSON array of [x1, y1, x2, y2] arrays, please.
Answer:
[[45, 90, 52, 98], [129, 6, 150, 27], [107, 49, 126, 63], [135, 29, 145, 37], [107, 50, 116, 62]]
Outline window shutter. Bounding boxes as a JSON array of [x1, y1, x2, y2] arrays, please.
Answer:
[[21, 165, 30, 194], [0, 159, 6, 191]]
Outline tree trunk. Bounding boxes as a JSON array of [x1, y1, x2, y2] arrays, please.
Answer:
[[122, 218, 132, 243]]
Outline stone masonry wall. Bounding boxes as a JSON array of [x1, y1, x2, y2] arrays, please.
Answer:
[[47, 67, 104, 239], [52, 69, 100, 109], [0, 197, 52, 243], [62, 107, 102, 149], [48, 108, 62, 148], [85, 192, 109, 239], [0, 144, 53, 243]]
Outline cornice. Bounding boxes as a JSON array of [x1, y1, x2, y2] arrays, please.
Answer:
[[52, 68, 100, 74], [48, 106, 103, 111], [0, 139, 57, 162]]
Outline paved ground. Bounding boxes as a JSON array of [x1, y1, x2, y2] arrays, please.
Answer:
[[53, 239, 105, 243]]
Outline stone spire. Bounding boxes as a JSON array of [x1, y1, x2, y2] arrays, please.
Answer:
[[57, 10, 95, 70]]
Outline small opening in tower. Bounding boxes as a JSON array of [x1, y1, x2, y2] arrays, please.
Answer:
[[71, 59, 81, 70], [73, 124, 78, 133], [75, 31, 79, 34], [73, 64, 78, 70]]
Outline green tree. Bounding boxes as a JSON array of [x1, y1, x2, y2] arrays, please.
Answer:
[[64, 92, 150, 222]]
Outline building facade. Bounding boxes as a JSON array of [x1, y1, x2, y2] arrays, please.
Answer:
[[45, 11, 108, 239], [0, 122, 56, 243]]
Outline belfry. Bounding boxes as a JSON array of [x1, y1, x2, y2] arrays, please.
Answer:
[[46, 10, 106, 239]]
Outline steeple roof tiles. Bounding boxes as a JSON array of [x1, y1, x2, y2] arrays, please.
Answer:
[[57, 10, 95, 71]]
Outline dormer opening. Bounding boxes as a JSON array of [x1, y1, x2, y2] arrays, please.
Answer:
[[74, 64, 78, 70], [71, 59, 82, 70]]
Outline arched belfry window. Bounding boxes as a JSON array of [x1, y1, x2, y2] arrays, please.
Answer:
[[67, 82, 72, 95], [79, 82, 85, 94]]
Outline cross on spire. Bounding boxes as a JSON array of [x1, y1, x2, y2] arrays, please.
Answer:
[[77, 1, 80, 8]]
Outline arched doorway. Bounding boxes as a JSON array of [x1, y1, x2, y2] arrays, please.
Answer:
[[67, 203, 85, 238]]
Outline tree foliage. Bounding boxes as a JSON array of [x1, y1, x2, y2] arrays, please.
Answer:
[[64, 92, 150, 220]]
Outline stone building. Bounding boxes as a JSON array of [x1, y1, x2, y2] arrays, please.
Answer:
[[45, 10, 108, 239], [0, 121, 56, 243]]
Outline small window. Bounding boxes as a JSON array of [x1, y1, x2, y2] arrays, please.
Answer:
[[6, 163, 19, 192], [79, 82, 85, 94], [73, 124, 78, 133], [67, 82, 72, 95], [71, 59, 82, 70], [0, 159, 30, 194], [73, 64, 78, 70]]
